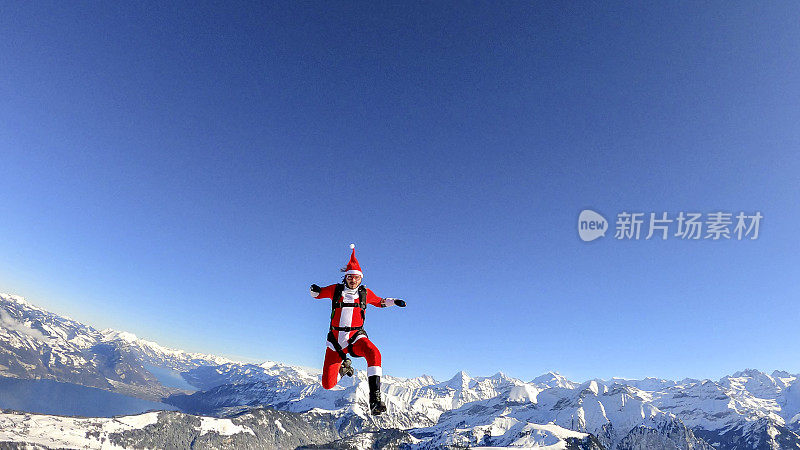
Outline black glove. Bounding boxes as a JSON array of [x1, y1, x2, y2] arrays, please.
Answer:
[[310, 284, 321, 293], [394, 299, 406, 307]]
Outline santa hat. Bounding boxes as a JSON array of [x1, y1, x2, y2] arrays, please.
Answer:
[[341, 243, 363, 276]]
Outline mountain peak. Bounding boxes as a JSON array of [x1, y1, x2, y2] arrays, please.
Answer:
[[101, 329, 138, 343], [489, 371, 510, 381], [579, 379, 602, 396], [446, 370, 472, 389], [730, 368, 769, 379], [0, 293, 30, 306], [535, 370, 562, 379], [772, 370, 796, 379], [532, 371, 576, 389]]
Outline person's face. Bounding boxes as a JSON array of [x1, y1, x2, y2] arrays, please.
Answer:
[[345, 274, 362, 289]]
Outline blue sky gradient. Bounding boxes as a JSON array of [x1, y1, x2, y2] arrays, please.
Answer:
[[1, 1, 798, 382]]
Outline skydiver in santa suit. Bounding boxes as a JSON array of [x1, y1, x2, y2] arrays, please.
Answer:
[[309, 244, 406, 415]]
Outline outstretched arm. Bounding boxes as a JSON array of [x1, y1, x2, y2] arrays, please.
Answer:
[[310, 284, 337, 299], [366, 288, 406, 308]]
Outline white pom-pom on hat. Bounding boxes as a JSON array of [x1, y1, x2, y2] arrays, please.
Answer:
[[350, 243, 355, 249]]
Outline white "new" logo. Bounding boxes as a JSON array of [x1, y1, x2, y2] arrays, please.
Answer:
[[578, 210, 608, 242]]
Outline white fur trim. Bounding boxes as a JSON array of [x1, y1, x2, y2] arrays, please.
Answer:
[[344, 269, 362, 276], [367, 366, 382, 377], [350, 243, 355, 249], [326, 332, 366, 352], [339, 306, 354, 329]]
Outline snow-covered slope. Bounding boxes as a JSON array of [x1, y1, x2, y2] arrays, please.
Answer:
[[0, 407, 403, 450]]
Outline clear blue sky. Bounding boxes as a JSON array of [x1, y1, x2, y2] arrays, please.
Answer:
[[1, 1, 798, 383]]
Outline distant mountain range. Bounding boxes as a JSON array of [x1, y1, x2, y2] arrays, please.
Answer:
[[0, 292, 798, 449]]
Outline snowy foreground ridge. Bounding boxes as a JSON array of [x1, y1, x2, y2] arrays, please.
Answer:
[[0, 411, 253, 449], [1, 293, 799, 449]]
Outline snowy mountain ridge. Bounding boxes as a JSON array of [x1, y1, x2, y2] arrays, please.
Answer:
[[1, 291, 799, 449], [0, 292, 237, 400], [1, 293, 234, 367]]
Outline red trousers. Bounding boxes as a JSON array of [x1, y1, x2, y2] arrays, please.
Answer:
[[322, 337, 382, 390]]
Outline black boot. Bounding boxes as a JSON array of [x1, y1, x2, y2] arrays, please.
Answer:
[[368, 375, 386, 415], [339, 358, 354, 377]]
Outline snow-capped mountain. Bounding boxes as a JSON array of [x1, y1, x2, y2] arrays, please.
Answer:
[[646, 370, 800, 449], [0, 293, 230, 403], [2, 292, 800, 449], [162, 364, 799, 449]]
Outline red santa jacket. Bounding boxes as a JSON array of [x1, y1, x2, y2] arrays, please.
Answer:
[[311, 284, 389, 330]]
